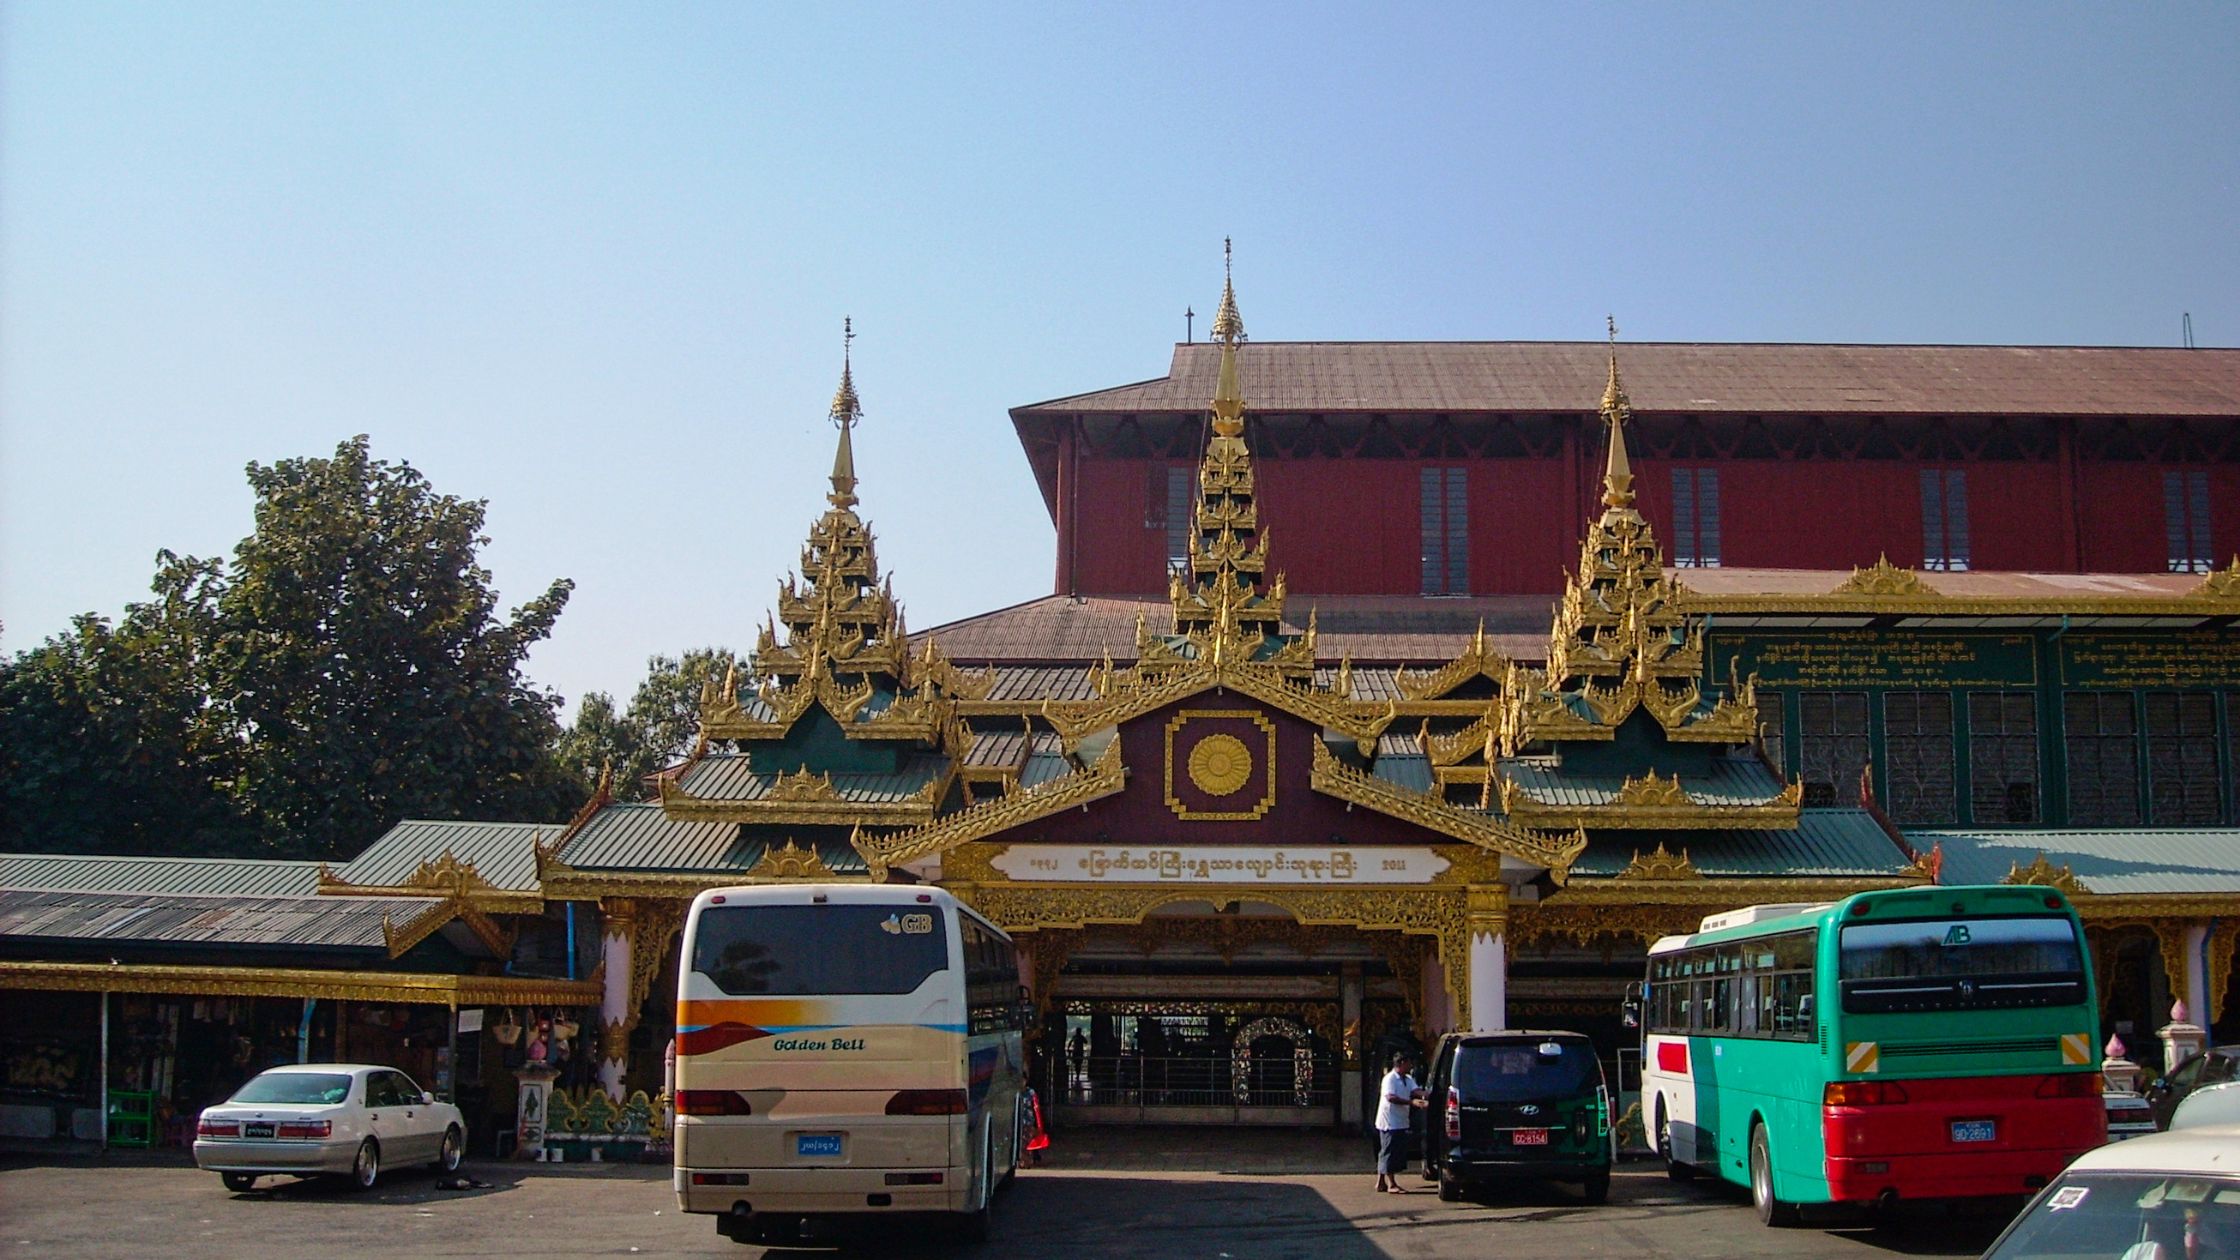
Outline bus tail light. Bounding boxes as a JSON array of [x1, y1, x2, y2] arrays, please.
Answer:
[[1445, 1088, 1461, 1141], [677, 1090, 755, 1116], [2036, 1074, 2102, 1099], [885, 1089, 968, 1116], [1824, 1081, 1910, 1106]]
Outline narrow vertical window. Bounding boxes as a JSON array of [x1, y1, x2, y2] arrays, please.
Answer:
[[1420, 466, 1467, 594], [1671, 469, 1721, 567], [2063, 692, 2141, 825], [1968, 692, 2040, 823], [1166, 466, 1192, 572], [1757, 689, 1786, 772], [1796, 692, 1871, 808], [2145, 692, 2219, 824], [2165, 470, 2214, 573], [1883, 692, 1956, 824], [1921, 469, 1969, 571]]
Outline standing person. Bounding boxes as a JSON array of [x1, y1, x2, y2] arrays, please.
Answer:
[[1375, 1050, 1427, 1194]]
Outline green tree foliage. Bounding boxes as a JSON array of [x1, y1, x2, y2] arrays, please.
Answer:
[[0, 437, 581, 859], [556, 648, 734, 799]]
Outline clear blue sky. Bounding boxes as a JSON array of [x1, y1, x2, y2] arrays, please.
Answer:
[[4, 3, 2235, 715]]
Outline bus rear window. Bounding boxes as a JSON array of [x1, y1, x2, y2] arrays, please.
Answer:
[[1839, 915, 2085, 1014], [692, 905, 949, 996]]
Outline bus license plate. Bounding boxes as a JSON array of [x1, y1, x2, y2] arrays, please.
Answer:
[[796, 1134, 843, 1158], [244, 1122, 274, 1138], [1950, 1120, 1997, 1144], [1512, 1129, 1549, 1146]]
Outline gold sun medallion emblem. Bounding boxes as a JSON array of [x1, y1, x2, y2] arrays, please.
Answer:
[[1187, 733, 1253, 797]]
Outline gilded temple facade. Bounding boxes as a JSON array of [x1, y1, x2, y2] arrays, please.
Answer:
[[7, 262, 2240, 1147]]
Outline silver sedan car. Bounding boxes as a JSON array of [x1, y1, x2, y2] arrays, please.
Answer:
[[192, 1063, 465, 1192]]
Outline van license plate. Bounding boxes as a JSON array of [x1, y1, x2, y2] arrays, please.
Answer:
[[1950, 1120, 1997, 1144], [1512, 1128, 1549, 1146], [796, 1134, 843, 1158], [244, 1123, 274, 1139]]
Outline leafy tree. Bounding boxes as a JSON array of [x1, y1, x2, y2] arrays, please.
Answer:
[[0, 436, 582, 859], [557, 649, 734, 798]]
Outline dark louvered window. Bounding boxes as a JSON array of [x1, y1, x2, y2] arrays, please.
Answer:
[[2164, 470, 2214, 574], [1165, 466, 1193, 571], [2145, 692, 2220, 825], [1883, 692, 1956, 824], [2064, 692, 2141, 826], [1420, 466, 1468, 594], [1672, 468, 1721, 567], [1796, 692, 1870, 808], [1968, 692, 2041, 824], [1921, 469, 1970, 572]]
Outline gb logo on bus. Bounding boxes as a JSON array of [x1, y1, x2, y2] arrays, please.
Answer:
[[879, 913, 935, 936]]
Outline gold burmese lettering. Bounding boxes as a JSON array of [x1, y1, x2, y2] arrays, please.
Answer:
[[1073, 849, 1366, 882], [1736, 632, 2032, 687], [2063, 634, 2240, 687]]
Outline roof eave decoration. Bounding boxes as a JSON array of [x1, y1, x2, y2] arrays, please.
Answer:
[[317, 848, 543, 914], [1044, 655, 1396, 755], [658, 764, 948, 827], [1494, 770, 1804, 831], [744, 838, 842, 881], [381, 899, 516, 960], [1676, 553, 2240, 617], [1308, 738, 1586, 877], [2003, 851, 2089, 898], [1614, 841, 1704, 882], [852, 736, 1130, 881], [1393, 621, 1511, 702]]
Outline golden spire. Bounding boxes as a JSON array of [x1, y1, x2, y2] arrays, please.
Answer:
[[1210, 238, 1247, 436], [829, 317, 861, 509], [1600, 315, 1636, 510]]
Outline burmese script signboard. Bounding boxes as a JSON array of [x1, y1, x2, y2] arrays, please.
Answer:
[[2059, 631, 2240, 688], [987, 845, 1453, 885], [1711, 631, 2037, 689]]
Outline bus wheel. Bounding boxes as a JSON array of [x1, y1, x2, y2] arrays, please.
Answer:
[[1749, 1122, 1800, 1228], [1657, 1099, 1694, 1182]]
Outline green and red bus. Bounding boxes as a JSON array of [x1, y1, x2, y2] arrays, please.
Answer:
[[1638, 885, 2105, 1225]]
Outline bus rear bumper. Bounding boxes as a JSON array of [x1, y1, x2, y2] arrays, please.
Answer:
[[675, 1167, 964, 1216], [1823, 1149, 2078, 1204]]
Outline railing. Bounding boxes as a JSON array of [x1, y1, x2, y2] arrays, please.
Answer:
[[1060, 1053, 1336, 1117]]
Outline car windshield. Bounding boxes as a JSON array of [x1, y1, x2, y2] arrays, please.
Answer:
[[1987, 1173, 2240, 1260], [1452, 1040, 1598, 1103], [229, 1072, 353, 1106]]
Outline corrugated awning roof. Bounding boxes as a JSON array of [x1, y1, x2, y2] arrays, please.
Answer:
[[1573, 810, 1909, 878], [557, 803, 742, 871], [673, 753, 947, 804], [928, 594, 1552, 665], [1499, 756, 1789, 808], [0, 890, 432, 951], [333, 820, 555, 892], [0, 853, 323, 898], [1017, 342, 2240, 419], [1912, 828, 2240, 895]]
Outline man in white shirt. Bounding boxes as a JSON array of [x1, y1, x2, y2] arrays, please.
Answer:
[[1375, 1050, 1427, 1193]]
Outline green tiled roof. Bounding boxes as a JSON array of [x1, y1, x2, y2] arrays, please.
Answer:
[[1498, 756, 1787, 807], [0, 853, 322, 898], [334, 820, 556, 892], [674, 752, 947, 804], [553, 803, 869, 876], [1911, 828, 2240, 895], [1572, 809, 1910, 879]]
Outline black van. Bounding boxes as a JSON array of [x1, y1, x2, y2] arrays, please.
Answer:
[[1419, 1030, 1613, 1203]]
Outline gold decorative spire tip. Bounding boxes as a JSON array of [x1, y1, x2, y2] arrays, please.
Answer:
[[828, 317, 860, 508]]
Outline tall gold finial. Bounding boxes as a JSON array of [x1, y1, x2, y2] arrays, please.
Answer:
[[1600, 315, 1635, 510], [1210, 236, 1246, 347], [1210, 240, 1247, 436], [828, 317, 861, 508]]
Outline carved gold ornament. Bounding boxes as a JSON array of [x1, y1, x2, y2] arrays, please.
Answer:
[[1833, 554, 1942, 597], [2004, 852, 2088, 898], [1165, 710, 1276, 821], [1187, 733, 1254, 797]]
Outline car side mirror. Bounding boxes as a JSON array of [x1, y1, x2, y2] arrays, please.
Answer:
[[420, 1091, 435, 1105]]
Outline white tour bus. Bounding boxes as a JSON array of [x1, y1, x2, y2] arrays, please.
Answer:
[[673, 884, 1028, 1246]]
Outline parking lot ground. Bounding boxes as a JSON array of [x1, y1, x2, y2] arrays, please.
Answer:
[[0, 1138, 2013, 1259]]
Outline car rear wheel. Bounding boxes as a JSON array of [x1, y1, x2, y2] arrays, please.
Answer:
[[432, 1126, 463, 1173], [1657, 1098, 1694, 1182], [1749, 1123, 1799, 1227], [349, 1139, 380, 1192], [1436, 1166, 1464, 1202], [220, 1172, 257, 1193]]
